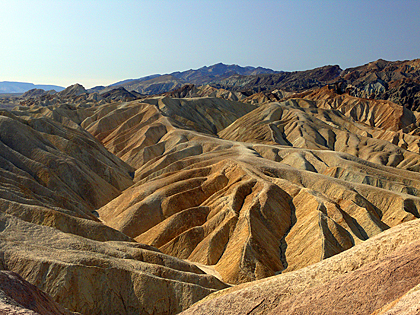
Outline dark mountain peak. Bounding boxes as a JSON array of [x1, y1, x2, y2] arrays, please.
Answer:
[[111, 63, 278, 94], [197, 62, 226, 70], [366, 58, 390, 71], [209, 62, 228, 68]]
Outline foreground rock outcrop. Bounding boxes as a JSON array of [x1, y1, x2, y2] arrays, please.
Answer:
[[0, 213, 228, 314], [0, 270, 76, 315], [180, 218, 420, 314]]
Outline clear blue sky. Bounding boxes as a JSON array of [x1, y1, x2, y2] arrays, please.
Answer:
[[1, 0, 419, 88]]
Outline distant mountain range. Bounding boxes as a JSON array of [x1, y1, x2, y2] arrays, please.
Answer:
[[102, 63, 280, 95], [106, 59, 420, 111], [0, 81, 65, 94], [102, 62, 350, 96]]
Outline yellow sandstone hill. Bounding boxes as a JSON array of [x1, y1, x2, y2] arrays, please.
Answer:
[[0, 103, 228, 314], [80, 94, 420, 285]]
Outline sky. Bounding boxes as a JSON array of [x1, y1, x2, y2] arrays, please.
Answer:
[[1, 0, 419, 88]]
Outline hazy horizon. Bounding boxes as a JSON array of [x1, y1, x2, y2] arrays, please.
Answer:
[[1, 0, 419, 89]]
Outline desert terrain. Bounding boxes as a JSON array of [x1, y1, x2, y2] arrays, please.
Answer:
[[1, 59, 420, 314]]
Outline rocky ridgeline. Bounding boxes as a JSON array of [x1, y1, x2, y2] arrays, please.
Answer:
[[336, 59, 420, 111], [18, 84, 145, 108], [11, 58, 420, 113], [207, 59, 420, 111]]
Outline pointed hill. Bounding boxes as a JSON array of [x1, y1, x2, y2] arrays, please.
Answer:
[[57, 83, 87, 98]]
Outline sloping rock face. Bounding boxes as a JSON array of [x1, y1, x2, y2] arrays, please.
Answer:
[[84, 95, 420, 286], [0, 109, 134, 231], [0, 270, 76, 315], [372, 284, 420, 315], [98, 87, 142, 102], [164, 84, 247, 102], [337, 58, 420, 111], [180, 219, 420, 315], [22, 88, 53, 99]]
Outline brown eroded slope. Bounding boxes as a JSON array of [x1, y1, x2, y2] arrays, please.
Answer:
[[219, 96, 420, 167], [81, 97, 256, 168], [0, 213, 228, 315], [291, 85, 419, 131], [86, 96, 420, 285], [0, 109, 137, 240], [0, 103, 230, 315]]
